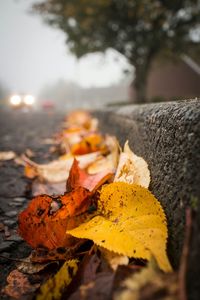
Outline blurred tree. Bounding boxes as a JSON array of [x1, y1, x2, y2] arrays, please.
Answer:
[[33, 0, 200, 103]]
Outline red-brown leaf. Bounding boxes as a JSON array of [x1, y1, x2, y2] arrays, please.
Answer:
[[67, 159, 113, 192], [18, 187, 92, 250], [2, 270, 39, 299]]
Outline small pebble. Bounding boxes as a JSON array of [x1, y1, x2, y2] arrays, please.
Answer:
[[3, 219, 16, 227], [4, 210, 18, 217], [13, 197, 26, 203], [9, 202, 23, 207]]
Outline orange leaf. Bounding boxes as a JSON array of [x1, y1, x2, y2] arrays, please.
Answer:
[[67, 159, 113, 192], [66, 110, 92, 128], [18, 187, 92, 250], [24, 164, 38, 179], [70, 133, 107, 155]]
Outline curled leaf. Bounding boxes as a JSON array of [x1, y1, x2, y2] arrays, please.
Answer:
[[18, 187, 92, 250], [114, 141, 150, 188], [67, 182, 172, 272], [22, 152, 100, 183], [87, 135, 120, 174], [67, 159, 113, 192]]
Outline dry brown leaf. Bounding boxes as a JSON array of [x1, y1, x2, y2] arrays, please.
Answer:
[[2, 269, 39, 299], [114, 259, 178, 300], [114, 141, 150, 188], [16, 255, 58, 274]]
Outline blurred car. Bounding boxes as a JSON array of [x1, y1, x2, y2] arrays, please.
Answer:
[[41, 100, 55, 111], [9, 94, 35, 111]]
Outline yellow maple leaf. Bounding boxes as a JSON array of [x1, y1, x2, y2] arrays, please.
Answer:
[[36, 259, 78, 300], [67, 182, 172, 272]]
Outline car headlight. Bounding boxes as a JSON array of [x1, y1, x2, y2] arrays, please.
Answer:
[[24, 95, 35, 106], [10, 95, 22, 106]]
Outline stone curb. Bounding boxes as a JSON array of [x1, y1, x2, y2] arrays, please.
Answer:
[[94, 99, 200, 300]]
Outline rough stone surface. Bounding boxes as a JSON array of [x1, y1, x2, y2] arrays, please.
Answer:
[[95, 99, 200, 300]]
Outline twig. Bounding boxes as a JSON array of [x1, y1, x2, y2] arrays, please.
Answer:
[[178, 208, 192, 300]]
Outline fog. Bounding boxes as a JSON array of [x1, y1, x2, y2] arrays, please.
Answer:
[[0, 0, 130, 96]]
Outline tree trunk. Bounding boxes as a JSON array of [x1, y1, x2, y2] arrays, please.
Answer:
[[129, 49, 158, 104], [132, 65, 149, 104]]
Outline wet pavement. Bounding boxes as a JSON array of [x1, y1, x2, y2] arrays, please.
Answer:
[[0, 109, 64, 296]]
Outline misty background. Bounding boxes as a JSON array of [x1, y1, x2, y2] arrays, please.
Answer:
[[0, 0, 131, 109], [1, 0, 199, 109]]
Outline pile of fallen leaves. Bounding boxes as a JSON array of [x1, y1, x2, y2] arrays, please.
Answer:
[[2, 110, 180, 300]]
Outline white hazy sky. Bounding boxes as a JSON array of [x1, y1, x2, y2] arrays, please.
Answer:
[[0, 0, 130, 95]]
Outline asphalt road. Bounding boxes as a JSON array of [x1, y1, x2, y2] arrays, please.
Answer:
[[0, 109, 64, 296]]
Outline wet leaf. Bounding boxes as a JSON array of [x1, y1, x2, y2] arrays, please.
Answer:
[[30, 240, 85, 263], [114, 259, 178, 300], [67, 182, 172, 272], [68, 272, 114, 300], [67, 159, 113, 192], [87, 135, 120, 174], [70, 133, 108, 155], [114, 141, 150, 188], [0, 151, 16, 161], [23, 152, 100, 183], [16, 255, 58, 274], [24, 164, 38, 179], [18, 187, 92, 250], [65, 252, 102, 297], [2, 269, 39, 299], [36, 259, 79, 300]]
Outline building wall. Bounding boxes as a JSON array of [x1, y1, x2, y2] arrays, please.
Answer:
[[146, 59, 200, 101]]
